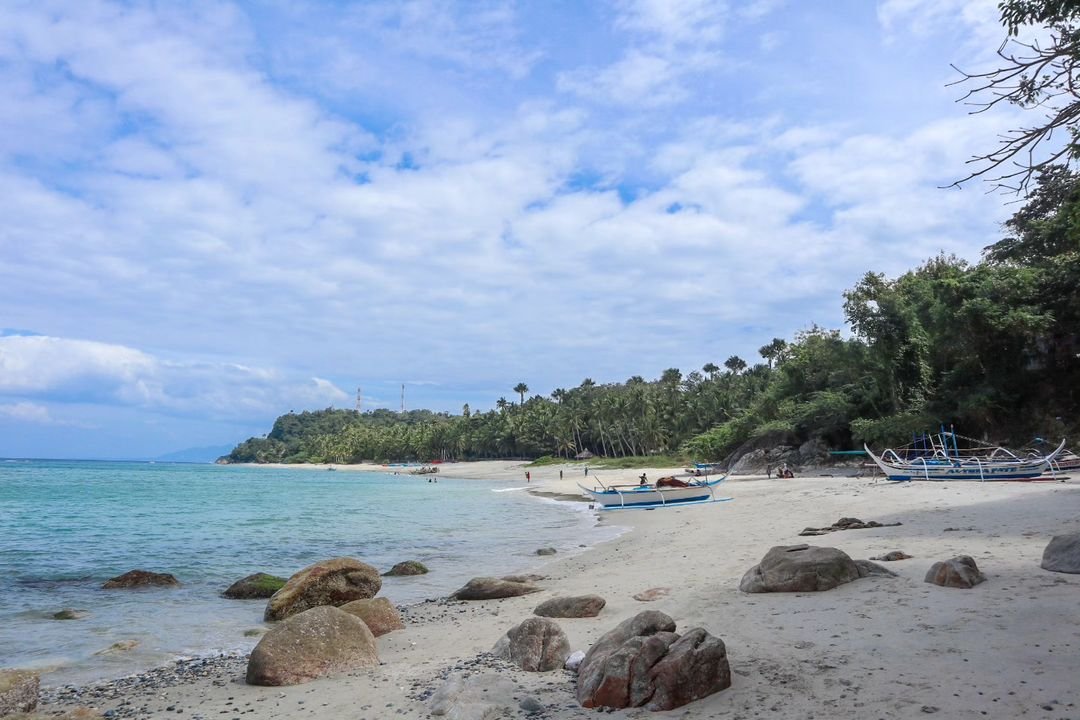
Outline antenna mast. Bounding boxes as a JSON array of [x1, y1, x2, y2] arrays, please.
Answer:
[[400, 383, 405, 413], [355, 387, 362, 412]]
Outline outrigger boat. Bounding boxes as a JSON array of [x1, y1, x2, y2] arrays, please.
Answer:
[[865, 428, 1067, 482], [577, 475, 729, 509]]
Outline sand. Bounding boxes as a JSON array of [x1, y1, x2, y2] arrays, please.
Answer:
[[38, 461, 1080, 719]]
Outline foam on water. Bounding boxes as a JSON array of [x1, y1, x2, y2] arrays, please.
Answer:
[[0, 460, 621, 685]]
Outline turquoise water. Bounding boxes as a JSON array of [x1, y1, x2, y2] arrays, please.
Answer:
[[0, 460, 617, 685]]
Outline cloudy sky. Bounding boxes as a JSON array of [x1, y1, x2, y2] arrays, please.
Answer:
[[1, 0, 1030, 458]]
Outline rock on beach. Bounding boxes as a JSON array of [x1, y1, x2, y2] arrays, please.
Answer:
[[383, 560, 429, 576], [450, 577, 542, 600], [338, 597, 404, 636], [925, 555, 986, 588], [1040, 532, 1080, 574], [492, 617, 571, 671], [534, 594, 606, 618], [246, 606, 378, 686], [739, 544, 862, 593], [222, 572, 286, 599], [575, 610, 731, 711], [264, 557, 381, 621], [101, 570, 180, 589]]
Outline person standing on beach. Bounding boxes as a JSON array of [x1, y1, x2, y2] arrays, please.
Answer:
[[584, 466, 589, 476], [525, 471, 530, 482], [559, 469, 563, 480]]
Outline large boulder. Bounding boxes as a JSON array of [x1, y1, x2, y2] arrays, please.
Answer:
[[925, 556, 986, 588], [429, 672, 518, 718], [101, 570, 180, 589], [338, 597, 404, 636], [739, 545, 862, 593], [534, 594, 606, 618], [383, 560, 429, 576], [246, 606, 378, 686], [264, 557, 381, 621], [222, 573, 286, 599], [1041, 532, 1080, 574], [576, 611, 730, 711], [492, 617, 571, 671], [0, 669, 39, 716], [450, 577, 541, 600]]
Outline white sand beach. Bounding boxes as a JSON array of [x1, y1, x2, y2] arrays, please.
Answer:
[[37, 462, 1080, 719]]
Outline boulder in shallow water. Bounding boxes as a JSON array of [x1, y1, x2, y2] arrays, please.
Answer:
[[575, 611, 730, 711], [739, 544, 862, 593], [102, 570, 180, 589], [222, 573, 286, 599], [264, 557, 381, 621], [1041, 532, 1080, 574], [536, 547, 556, 556], [246, 606, 378, 686], [450, 577, 541, 600], [338, 597, 404, 636], [924, 556, 986, 588], [0, 669, 39, 715], [52, 609, 88, 620], [534, 594, 606, 618], [383, 560, 429, 576], [492, 617, 571, 671]]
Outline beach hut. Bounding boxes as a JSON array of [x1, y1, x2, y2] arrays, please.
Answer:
[[574, 449, 595, 460]]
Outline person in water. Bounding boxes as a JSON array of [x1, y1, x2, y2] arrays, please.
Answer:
[[639, 473, 648, 486]]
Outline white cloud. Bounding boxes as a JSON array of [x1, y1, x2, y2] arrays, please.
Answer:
[[0, 401, 55, 424], [0, 335, 347, 420]]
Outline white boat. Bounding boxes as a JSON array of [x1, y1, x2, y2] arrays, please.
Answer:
[[577, 476, 727, 509], [864, 436, 1066, 482]]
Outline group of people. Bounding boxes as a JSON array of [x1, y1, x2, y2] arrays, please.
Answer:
[[768, 466, 795, 479]]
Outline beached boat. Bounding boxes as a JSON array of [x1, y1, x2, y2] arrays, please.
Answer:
[[577, 476, 727, 509], [864, 431, 1066, 481]]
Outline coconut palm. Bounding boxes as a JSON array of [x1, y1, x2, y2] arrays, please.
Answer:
[[513, 382, 529, 404]]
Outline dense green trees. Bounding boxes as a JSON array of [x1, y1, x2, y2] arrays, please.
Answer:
[[224, 169, 1079, 466]]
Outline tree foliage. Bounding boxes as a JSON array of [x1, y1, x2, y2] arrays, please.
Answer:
[[953, 0, 1080, 190]]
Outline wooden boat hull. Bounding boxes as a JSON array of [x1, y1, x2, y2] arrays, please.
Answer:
[[864, 440, 1066, 481], [578, 478, 725, 508]]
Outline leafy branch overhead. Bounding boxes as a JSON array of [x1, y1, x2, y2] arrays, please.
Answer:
[[952, 0, 1080, 191]]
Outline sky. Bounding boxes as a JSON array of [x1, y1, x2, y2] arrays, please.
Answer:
[[0, 0, 1038, 459]]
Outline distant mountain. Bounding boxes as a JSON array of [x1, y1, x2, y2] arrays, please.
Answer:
[[153, 444, 236, 463]]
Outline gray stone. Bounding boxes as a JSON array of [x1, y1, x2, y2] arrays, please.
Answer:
[[535, 547, 556, 556], [222, 573, 286, 599], [492, 617, 571, 671], [246, 606, 378, 686], [338, 597, 404, 636], [264, 557, 381, 621], [855, 560, 898, 577], [450, 577, 541, 600], [534, 594, 606, 618], [925, 556, 986, 588], [383, 560, 429, 576], [871, 550, 913, 561], [102, 570, 180, 589], [739, 544, 862, 593], [1041, 532, 1080, 574], [429, 671, 518, 719], [575, 611, 730, 711]]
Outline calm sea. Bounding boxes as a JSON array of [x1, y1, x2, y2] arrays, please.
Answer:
[[0, 460, 619, 685]]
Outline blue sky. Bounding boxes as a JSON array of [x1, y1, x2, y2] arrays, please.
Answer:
[[0, 0, 1034, 458]]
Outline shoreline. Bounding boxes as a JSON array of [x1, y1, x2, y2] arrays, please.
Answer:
[[33, 463, 1080, 719]]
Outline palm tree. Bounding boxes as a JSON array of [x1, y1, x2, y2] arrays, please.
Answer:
[[724, 355, 747, 375], [702, 362, 719, 379], [513, 382, 529, 405]]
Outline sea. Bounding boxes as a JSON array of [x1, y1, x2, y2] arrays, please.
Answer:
[[0, 459, 621, 686]]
